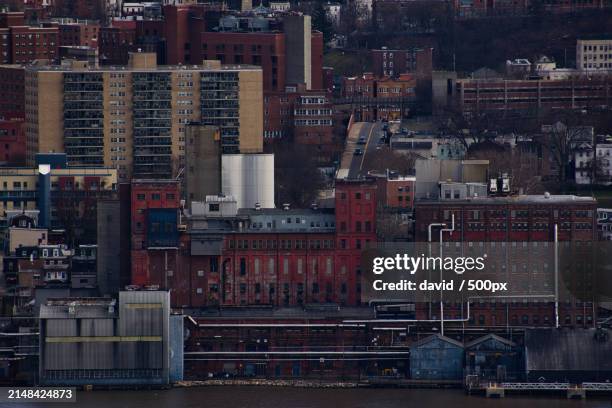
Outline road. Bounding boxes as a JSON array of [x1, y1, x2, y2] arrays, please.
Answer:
[[338, 122, 383, 180]]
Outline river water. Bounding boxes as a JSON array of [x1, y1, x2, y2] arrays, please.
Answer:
[[5, 387, 611, 408]]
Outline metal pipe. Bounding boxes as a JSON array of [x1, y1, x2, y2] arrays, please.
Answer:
[[554, 223, 559, 329], [198, 323, 366, 328], [344, 302, 471, 324], [428, 223, 446, 242], [427, 221, 446, 327], [185, 351, 410, 356], [438, 214, 455, 336]]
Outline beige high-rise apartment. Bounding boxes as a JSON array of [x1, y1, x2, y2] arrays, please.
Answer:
[[23, 52, 263, 181]]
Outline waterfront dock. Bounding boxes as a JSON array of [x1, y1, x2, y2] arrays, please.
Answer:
[[469, 382, 612, 399]]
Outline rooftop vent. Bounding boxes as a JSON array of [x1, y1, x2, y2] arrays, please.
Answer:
[[282, 203, 290, 211]]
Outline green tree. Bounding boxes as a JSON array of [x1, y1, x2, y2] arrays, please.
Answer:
[[312, 2, 334, 44]]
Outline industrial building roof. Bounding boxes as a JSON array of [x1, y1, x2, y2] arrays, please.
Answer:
[[40, 298, 117, 319], [416, 194, 596, 205], [526, 328, 612, 372]]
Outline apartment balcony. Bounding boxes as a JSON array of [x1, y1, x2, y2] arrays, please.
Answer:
[[133, 148, 172, 156]]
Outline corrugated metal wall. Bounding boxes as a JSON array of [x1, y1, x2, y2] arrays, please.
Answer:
[[169, 315, 184, 382], [40, 291, 172, 384]]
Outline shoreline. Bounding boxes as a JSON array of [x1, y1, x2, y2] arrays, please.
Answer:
[[175, 379, 363, 388], [174, 379, 464, 389]]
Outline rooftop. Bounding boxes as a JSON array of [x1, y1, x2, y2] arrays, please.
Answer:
[[416, 194, 596, 205], [23, 62, 261, 73]]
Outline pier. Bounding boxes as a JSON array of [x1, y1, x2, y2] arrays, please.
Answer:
[[475, 382, 612, 399]]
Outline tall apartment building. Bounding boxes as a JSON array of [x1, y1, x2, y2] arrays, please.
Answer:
[[577, 38, 612, 70], [23, 52, 263, 181]]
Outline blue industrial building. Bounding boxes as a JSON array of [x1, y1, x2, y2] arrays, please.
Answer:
[[410, 334, 464, 381], [465, 334, 523, 381]]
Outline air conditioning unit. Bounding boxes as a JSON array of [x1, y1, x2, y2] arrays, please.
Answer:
[[502, 177, 510, 193], [490, 178, 498, 193]]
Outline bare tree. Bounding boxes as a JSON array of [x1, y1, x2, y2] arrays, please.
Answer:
[[362, 146, 416, 175], [537, 122, 593, 188], [468, 146, 545, 194], [273, 143, 326, 208]]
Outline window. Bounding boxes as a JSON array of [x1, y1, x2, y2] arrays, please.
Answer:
[[210, 258, 218, 273], [240, 258, 246, 275], [137, 193, 145, 200]]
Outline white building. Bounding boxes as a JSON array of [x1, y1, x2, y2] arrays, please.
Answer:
[[576, 38, 612, 70], [575, 143, 612, 185], [597, 208, 612, 240]]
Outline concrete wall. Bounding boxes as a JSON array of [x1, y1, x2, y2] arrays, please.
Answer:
[[185, 124, 221, 205], [97, 200, 122, 296], [284, 15, 311, 89]]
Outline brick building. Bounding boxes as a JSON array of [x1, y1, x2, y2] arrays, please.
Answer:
[[414, 195, 597, 242], [452, 0, 610, 18], [372, 172, 416, 209], [456, 75, 612, 114], [0, 118, 26, 166], [371, 47, 433, 78], [130, 178, 377, 309], [0, 65, 24, 119], [130, 179, 180, 287], [8, 25, 59, 64], [264, 86, 337, 161], [56, 20, 100, 49], [414, 194, 598, 328], [0, 12, 25, 28], [98, 20, 136, 65], [0, 13, 59, 65], [341, 73, 417, 121]]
